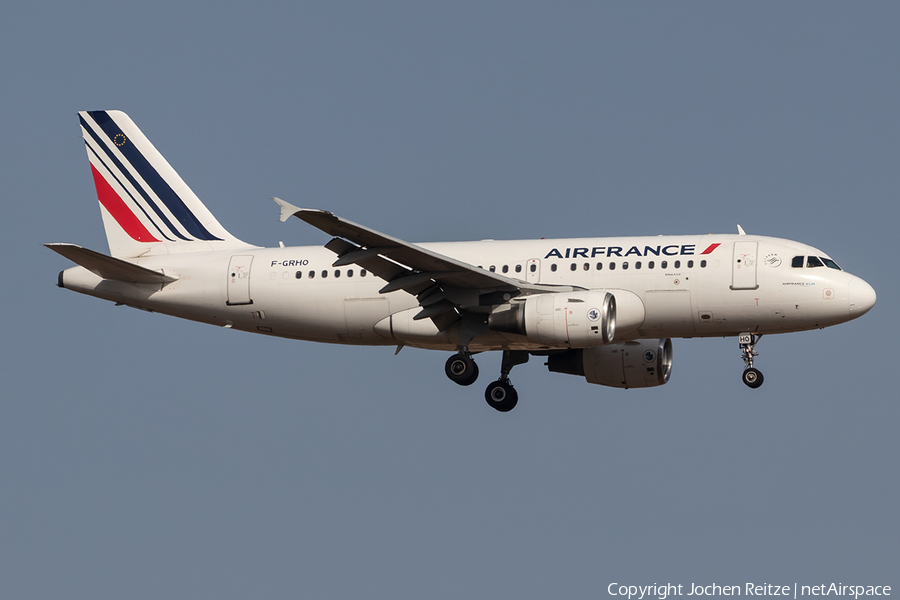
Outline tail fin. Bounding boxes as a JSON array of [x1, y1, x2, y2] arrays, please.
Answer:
[[78, 110, 252, 258]]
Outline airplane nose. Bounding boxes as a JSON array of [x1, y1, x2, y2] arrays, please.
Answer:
[[848, 276, 876, 316]]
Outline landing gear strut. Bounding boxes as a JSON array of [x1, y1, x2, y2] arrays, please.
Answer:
[[739, 333, 764, 389], [445, 352, 479, 386], [484, 350, 529, 412]]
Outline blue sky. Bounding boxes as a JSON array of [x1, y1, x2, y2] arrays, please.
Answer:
[[2, 3, 897, 598]]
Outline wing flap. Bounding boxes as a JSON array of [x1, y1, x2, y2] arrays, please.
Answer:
[[323, 237, 407, 282], [413, 299, 458, 321], [379, 271, 446, 294]]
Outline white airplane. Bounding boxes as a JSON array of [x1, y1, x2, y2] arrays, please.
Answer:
[[49, 110, 877, 411]]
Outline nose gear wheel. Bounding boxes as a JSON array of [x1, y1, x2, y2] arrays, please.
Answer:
[[739, 333, 764, 389], [742, 367, 764, 388]]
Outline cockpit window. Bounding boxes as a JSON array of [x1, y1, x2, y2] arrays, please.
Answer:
[[792, 255, 842, 270], [806, 256, 824, 268], [821, 257, 842, 270]]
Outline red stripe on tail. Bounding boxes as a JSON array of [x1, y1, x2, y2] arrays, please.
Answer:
[[90, 164, 160, 243]]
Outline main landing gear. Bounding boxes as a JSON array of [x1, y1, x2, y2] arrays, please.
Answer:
[[445, 350, 529, 412], [739, 333, 764, 389], [445, 352, 479, 386]]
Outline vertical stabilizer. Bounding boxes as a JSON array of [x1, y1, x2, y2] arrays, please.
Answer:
[[78, 110, 253, 258]]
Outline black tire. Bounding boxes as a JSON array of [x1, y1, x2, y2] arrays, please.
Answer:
[[445, 353, 479, 386], [742, 368, 764, 389], [484, 380, 519, 412]]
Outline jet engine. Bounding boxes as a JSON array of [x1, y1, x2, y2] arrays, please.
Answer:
[[488, 289, 645, 348], [546, 338, 673, 388], [489, 290, 616, 347]]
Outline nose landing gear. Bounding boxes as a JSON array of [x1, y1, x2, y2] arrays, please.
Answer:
[[739, 333, 764, 389]]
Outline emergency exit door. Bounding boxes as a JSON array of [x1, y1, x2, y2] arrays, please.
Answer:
[[226, 255, 254, 305], [526, 258, 541, 283]]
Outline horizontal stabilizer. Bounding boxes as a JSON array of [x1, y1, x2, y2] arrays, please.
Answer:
[[45, 243, 178, 284]]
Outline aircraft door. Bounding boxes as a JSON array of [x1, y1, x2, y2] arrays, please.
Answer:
[[731, 242, 759, 290], [526, 258, 541, 283], [226, 255, 254, 305]]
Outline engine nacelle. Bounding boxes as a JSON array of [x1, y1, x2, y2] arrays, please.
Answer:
[[547, 338, 673, 388], [489, 290, 616, 348]]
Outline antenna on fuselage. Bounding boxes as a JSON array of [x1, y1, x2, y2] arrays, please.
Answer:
[[737, 225, 747, 235]]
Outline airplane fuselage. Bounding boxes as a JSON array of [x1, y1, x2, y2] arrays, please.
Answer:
[[59, 233, 872, 351]]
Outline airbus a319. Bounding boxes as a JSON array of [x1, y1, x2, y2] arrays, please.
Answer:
[[49, 111, 877, 412]]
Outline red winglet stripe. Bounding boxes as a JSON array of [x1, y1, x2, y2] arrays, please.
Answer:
[[700, 243, 721, 255], [90, 164, 160, 243]]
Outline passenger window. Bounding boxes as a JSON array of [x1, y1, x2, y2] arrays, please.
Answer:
[[687, 260, 694, 268], [674, 260, 681, 269], [295, 271, 303, 279], [596, 262, 603, 270], [648, 261, 655, 269], [308, 270, 315, 279], [609, 262, 616, 271], [361, 269, 367, 277], [322, 270, 328, 278], [348, 269, 354, 277], [334, 270, 341, 278], [622, 262, 629, 270], [661, 261, 668, 269], [570, 263, 577, 271], [791, 256, 804, 268], [700, 260, 707, 268], [807, 256, 824, 268], [489, 265, 496, 272], [529, 264, 536, 273], [551, 264, 557, 272], [583, 263, 589, 271], [635, 261, 642, 270], [502, 265, 509, 274], [516, 265, 522, 273]]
